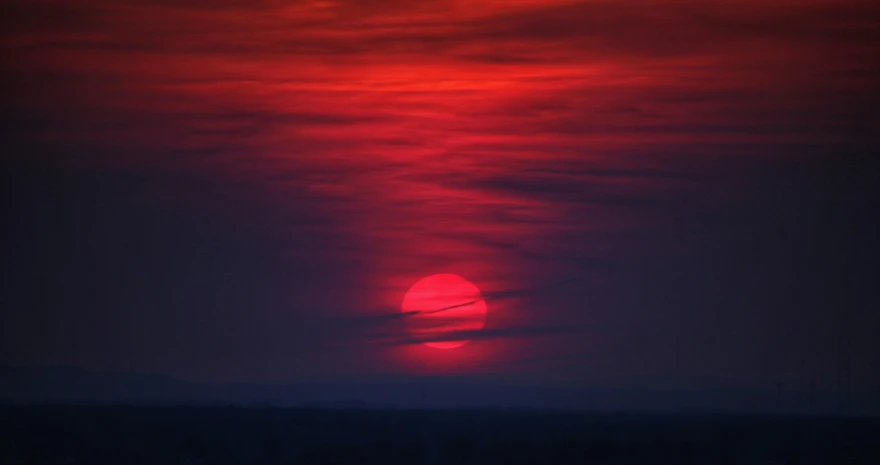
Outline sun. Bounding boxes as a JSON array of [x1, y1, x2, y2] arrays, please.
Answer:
[[401, 273, 488, 349]]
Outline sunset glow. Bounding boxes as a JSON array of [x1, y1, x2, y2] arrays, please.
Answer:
[[2, 0, 878, 390]]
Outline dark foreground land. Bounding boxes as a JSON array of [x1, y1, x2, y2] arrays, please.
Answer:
[[1, 406, 878, 464]]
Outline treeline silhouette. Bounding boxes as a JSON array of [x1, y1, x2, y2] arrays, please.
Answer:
[[1, 406, 878, 464]]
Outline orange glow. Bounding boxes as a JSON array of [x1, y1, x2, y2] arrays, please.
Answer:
[[401, 273, 487, 349]]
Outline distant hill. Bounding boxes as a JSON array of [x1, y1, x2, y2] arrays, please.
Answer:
[[1, 365, 874, 416]]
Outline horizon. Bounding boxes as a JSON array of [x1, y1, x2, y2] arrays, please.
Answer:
[[3, 365, 879, 417]]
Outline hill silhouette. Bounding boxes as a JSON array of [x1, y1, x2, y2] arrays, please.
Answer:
[[3, 365, 876, 416]]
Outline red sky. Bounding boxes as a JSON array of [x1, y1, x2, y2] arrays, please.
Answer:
[[2, 0, 879, 388]]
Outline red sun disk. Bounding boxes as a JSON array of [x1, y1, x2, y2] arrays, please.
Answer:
[[401, 273, 487, 349]]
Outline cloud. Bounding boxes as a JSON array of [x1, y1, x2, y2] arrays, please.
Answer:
[[6, 0, 875, 272], [382, 324, 580, 346]]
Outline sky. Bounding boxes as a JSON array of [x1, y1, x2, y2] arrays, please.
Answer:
[[2, 0, 879, 395]]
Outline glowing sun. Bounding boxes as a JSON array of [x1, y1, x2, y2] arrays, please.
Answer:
[[401, 273, 487, 349]]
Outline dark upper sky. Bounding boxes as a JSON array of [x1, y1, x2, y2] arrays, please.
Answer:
[[1, 0, 879, 394]]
